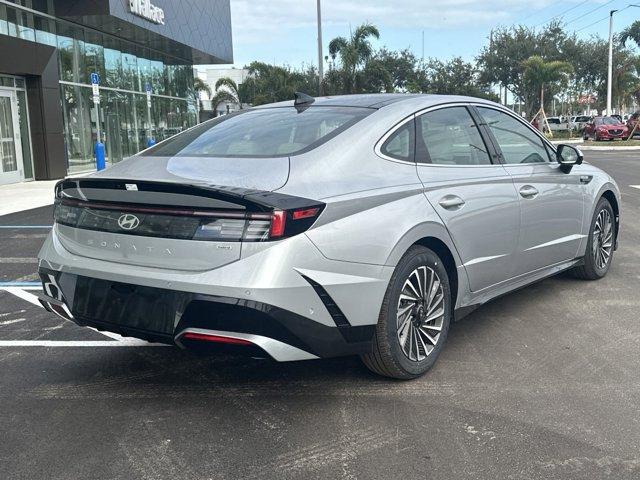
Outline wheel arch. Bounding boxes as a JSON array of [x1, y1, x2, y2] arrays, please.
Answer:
[[601, 189, 620, 246], [412, 236, 459, 312], [385, 221, 467, 312]]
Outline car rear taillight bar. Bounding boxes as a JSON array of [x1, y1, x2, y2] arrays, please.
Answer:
[[55, 198, 324, 241], [58, 198, 271, 220]]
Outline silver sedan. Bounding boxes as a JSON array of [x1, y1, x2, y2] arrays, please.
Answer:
[[38, 94, 620, 379]]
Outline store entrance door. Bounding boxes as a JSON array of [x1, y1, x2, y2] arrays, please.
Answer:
[[0, 88, 24, 185]]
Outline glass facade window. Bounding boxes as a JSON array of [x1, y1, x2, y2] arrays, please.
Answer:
[[0, 3, 199, 177], [61, 84, 93, 174], [6, 5, 35, 41], [34, 14, 55, 46], [16, 90, 33, 179]]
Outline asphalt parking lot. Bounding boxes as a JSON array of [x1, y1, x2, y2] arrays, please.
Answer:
[[1, 151, 639, 480]]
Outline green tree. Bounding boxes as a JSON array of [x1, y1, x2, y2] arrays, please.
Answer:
[[358, 48, 420, 93], [521, 56, 573, 113], [209, 90, 238, 117], [239, 61, 315, 106], [621, 21, 640, 49], [414, 57, 497, 100], [328, 23, 380, 93], [215, 77, 243, 109], [477, 22, 572, 116], [193, 77, 211, 113]]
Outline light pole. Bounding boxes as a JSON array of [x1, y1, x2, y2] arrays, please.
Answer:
[[607, 5, 640, 115], [316, 0, 323, 96], [607, 9, 618, 116]]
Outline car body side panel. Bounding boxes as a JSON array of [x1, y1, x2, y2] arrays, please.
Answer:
[[419, 165, 521, 292], [502, 162, 586, 276], [573, 163, 621, 257], [305, 188, 439, 265]]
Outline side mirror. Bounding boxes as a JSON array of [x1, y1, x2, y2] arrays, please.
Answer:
[[556, 144, 583, 173]]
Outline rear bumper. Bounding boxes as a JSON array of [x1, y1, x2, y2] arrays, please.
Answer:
[[37, 268, 375, 361]]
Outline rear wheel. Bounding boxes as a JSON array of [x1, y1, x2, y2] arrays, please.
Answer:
[[361, 246, 451, 379], [571, 197, 616, 280]]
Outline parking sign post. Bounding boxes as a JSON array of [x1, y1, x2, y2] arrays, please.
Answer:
[[90, 72, 105, 170]]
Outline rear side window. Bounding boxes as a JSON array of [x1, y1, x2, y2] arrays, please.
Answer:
[[142, 106, 372, 158], [416, 107, 491, 166], [380, 119, 414, 162], [477, 107, 551, 164]]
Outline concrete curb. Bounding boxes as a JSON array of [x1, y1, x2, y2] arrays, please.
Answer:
[[551, 139, 583, 145], [551, 140, 640, 151], [576, 145, 640, 152]]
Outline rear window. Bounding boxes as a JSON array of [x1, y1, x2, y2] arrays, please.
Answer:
[[142, 106, 372, 158]]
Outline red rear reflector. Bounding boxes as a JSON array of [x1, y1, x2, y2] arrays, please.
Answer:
[[269, 210, 286, 238], [181, 332, 252, 346], [292, 207, 320, 220]]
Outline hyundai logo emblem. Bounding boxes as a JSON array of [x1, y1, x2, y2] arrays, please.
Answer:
[[117, 213, 140, 230]]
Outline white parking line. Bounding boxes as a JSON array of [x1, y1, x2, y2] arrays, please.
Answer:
[[631, 185, 640, 190], [3, 287, 42, 307], [0, 340, 158, 347], [0, 287, 166, 347]]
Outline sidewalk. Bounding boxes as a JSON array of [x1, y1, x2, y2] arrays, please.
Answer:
[[0, 180, 58, 217]]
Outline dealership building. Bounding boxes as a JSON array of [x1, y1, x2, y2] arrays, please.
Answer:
[[0, 0, 232, 185]]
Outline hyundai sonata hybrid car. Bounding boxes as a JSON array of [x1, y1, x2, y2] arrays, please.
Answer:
[[37, 94, 620, 379]]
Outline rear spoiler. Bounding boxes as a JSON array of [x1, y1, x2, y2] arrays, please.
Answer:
[[55, 177, 320, 212], [54, 178, 325, 241]]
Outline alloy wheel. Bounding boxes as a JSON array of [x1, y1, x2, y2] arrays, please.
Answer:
[[396, 266, 445, 362], [593, 208, 613, 270]]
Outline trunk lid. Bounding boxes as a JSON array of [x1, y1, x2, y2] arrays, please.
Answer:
[[53, 152, 290, 272]]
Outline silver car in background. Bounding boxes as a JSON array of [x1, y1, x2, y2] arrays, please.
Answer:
[[38, 94, 620, 379]]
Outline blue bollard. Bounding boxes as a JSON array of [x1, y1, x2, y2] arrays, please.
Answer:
[[95, 142, 106, 171], [146, 138, 156, 148]]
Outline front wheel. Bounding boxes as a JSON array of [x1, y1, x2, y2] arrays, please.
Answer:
[[571, 197, 616, 280], [361, 246, 452, 379]]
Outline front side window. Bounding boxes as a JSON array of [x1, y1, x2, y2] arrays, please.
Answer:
[[478, 107, 551, 164], [416, 107, 491, 166], [142, 106, 372, 158]]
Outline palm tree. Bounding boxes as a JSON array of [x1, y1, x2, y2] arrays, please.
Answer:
[[215, 77, 243, 109], [210, 90, 237, 117], [193, 77, 211, 114], [522, 56, 573, 111], [621, 21, 640, 48], [328, 23, 380, 93]]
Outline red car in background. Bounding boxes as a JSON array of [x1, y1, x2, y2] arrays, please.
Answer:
[[583, 116, 630, 141], [627, 112, 640, 138]]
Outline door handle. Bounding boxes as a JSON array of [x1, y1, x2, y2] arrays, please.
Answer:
[[438, 195, 466, 210], [519, 185, 539, 198]]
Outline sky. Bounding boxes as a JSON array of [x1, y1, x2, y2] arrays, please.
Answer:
[[199, 0, 640, 70]]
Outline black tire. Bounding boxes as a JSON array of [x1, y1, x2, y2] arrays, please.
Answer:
[[571, 197, 616, 280], [582, 131, 588, 141], [361, 246, 452, 379]]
